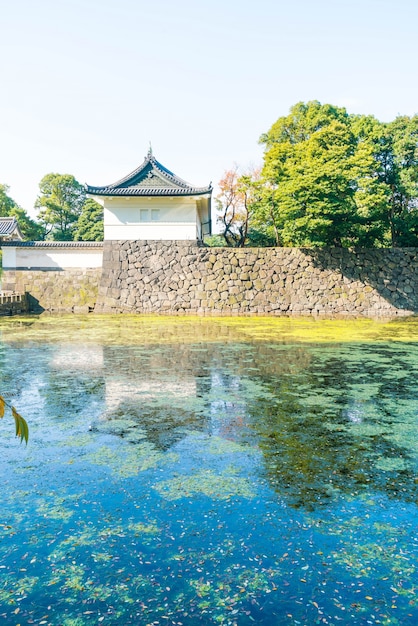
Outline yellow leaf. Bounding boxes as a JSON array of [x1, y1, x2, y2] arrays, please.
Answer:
[[0, 396, 5, 419], [12, 407, 29, 445]]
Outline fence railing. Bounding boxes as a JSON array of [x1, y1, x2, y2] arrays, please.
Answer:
[[0, 291, 26, 304]]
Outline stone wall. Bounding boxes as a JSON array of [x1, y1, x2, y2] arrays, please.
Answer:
[[94, 241, 418, 317], [1, 268, 101, 313]]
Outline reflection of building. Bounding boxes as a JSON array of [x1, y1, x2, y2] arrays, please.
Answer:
[[86, 149, 212, 241], [97, 345, 212, 449], [104, 378, 197, 412], [51, 345, 104, 372]]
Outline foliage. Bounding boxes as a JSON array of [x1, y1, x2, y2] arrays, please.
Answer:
[[216, 102, 418, 248], [9, 205, 45, 240], [1, 178, 104, 242], [0, 394, 28, 444], [203, 234, 226, 247], [0, 184, 17, 216], [0, 184, 44, 240], [216, 167, 262, 247], [259, 102, 374, 246], [73, 198, 104, 241], [372, 115, 418, 246], [258, 101, 418, 247], [246, 224, 279, 247], [36, 173, 86, 241]]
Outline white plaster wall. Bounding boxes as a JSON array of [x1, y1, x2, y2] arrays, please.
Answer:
[[103, 197, 198, 240], [2, 246, 16, 268], [2, 246, 103, 269], [104, 221, 197, 240]]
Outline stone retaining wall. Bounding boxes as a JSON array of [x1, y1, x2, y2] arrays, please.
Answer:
[[1, 268, 101, 313], [94, 241, 418, 317]]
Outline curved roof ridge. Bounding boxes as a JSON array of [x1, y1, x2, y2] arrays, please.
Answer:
[[105, 152, 154, 189], [150, 156, 191, 189], [86, 152, 212, 197]]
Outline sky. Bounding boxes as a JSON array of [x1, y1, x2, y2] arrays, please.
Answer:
[[1, 0, 418, 218]]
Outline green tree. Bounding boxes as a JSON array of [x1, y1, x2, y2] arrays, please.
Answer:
[[74, 198, 104, 241], [36, 174, 86, 241], [0, 184, 17, 216], [373, 115, 418, 246], [9, 206, 45, 240], [0, 184, 44, 240], [258, 102, 418, 248], [259, 101, 378, 247]]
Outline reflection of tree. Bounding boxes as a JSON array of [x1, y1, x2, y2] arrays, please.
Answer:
[[0, 346, 35, 401], [40, 373, 105, 418], [97, 343, 314, 451], [247, 347, 418, 509], [5, 323, 413, 511], [99, 399, 209, 450]]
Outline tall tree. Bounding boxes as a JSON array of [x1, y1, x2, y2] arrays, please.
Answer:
[[258, 102, 418, 248], [375, 115, 418, 246], [259, 101, 378, 247], [0, 184, 44, 240], [73, 198, 104, 241], [36, 174, 86, 241], [0, 184, 17, 216]]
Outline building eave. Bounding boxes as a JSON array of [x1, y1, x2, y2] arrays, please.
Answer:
[[0, 241, 104, 248], [86, 187, 212, 197], [85, 151, 212, 198]]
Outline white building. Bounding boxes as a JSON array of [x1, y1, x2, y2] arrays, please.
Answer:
[[86, 149, 212, 242]]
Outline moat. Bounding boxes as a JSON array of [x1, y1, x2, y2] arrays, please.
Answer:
[[0, 315, 417, 625]]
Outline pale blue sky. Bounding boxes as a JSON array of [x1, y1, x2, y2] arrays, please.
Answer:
[[1, 0, 417, 216]]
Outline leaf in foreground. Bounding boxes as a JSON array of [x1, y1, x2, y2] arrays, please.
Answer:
[[0, 395, 29, 444]]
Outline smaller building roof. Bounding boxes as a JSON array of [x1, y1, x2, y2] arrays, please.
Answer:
[[0, 241, 103, 247], [0, 217, 23, 240], [86, 149, 212, 198]]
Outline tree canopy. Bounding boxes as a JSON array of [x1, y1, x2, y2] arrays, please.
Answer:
[[0, 184, 44, 240], [216, 167, 263, 247], [216, 101, 418, 248], [30, 173, 104, 242], [73, 198, 104, 242], [35, 174, 87, 241]]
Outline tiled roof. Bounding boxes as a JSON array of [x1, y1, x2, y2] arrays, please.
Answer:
[[85, 151, 212, 197], [1, 241, 103, 247], [0, 217, 23, 239]]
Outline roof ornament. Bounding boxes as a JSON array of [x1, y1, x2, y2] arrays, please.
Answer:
[[85, 149, 212, 197]]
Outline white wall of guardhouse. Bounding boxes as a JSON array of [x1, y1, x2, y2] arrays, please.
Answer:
[[102, 196, 198, 240]]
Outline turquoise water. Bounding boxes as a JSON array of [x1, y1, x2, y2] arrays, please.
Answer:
[[0, 316, 417, 625]]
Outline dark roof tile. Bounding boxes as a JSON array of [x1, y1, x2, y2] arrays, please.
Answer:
[[0, 217, 23, 239], [86, 151, 212, 198], [0, 241, 103, 247]]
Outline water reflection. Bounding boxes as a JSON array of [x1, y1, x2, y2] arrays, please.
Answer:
[[4, 325, 416, 508], [0, 316, 417, 625]]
